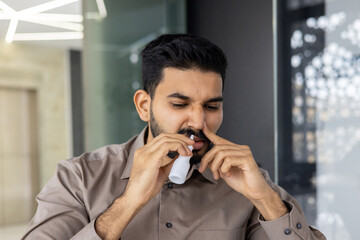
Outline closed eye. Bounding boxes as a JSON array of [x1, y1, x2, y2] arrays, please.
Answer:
[[205, 105, 220, 111], [172, 103, 188, 108]]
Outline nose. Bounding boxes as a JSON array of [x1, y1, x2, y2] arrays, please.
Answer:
[[187, 105, 205, 130]]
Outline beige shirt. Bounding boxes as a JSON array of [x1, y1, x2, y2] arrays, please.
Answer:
[[23, 128, 326, 240]]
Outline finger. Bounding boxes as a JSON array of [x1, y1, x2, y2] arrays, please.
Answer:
[[162, 142, 193, 157], [202, 144, 241, 161], [208, 152, 225, 179], [160, 162, 174, 178], [173, 133, 196, 145], [160, 145, 194, 168], [210, 150, 241, 179], [214, 170, 220, 180], [152, 133, 195, 146], [150, 137, 193, 156], [199, 145, 244, 172], [204, 161, 220, 180], [155, 163, 175, 190], [220, 159, 233, 174], [155, 134, 195, 155], [219, 160, 239, 176], [220, 156, 248, 174], [198, 150, 213, 173], [160, 154, 177, 168], [146, 142, 192, 169], [210, 150, 238, 174], [219, 171, 231, 178], [202, 121, 230, 145]]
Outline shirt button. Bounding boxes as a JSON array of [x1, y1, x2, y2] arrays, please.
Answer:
[[296, 223, 302, 229], [167, 182, 173, 189], [166, 222, 173, 228], [284, 228, 292, 235]]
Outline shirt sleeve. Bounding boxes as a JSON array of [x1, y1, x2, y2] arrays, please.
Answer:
[[21, 159, 102, 240], [258, 201, 326, 240], [245, 170, 327, 240]]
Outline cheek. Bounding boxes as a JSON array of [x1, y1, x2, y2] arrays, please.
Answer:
[[153, 104, 186, 132], [206, 111, 223, 132]]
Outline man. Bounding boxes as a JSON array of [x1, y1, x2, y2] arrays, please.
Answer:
[[23, 34, 326, 240]]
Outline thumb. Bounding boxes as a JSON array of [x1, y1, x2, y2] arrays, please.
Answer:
[[162, 161, 174, 177]]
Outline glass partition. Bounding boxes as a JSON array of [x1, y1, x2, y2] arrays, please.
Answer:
[[277, 0, 360, 239], [83, 0, 186, 151]]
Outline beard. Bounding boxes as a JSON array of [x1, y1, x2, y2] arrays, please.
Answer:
[[149, 106, 212, 165]]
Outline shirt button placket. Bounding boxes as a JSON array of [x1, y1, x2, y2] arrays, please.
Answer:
[[159, 183, 175, 240], [165, 184, 173, 232]]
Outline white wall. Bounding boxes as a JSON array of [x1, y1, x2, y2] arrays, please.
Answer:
[[0, 42, 72, 239]]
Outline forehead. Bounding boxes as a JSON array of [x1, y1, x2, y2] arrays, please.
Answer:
[[154, 67, 223, 99]]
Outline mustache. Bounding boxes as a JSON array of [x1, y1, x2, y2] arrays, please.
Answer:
[[177, 128, 209, 141], [167, 128, 211, 159]]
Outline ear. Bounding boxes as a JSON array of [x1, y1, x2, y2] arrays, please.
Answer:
[[133, 89, 151, 122]]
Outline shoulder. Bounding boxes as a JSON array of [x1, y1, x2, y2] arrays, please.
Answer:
[[58, 135, 138, 179]]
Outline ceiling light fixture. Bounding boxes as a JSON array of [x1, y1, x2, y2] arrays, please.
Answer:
[[0, 1, 15, 14], [96, 0, 107, 18], [0, 0, 106, 43], [23, 19, 84, 32], [13, 32, 84, 41], [86, 0, 107, 19], [5, 16, 18, 42], [22, 13, 83, 22], [18, 0, 79, 17]]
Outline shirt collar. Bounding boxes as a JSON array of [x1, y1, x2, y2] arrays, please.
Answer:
[[120, 127, 147, 179], [190, 163, 218, 184], [120, 127, 218, 184]]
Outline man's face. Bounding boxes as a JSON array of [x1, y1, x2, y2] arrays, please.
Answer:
[[148, 67, 223, 163]]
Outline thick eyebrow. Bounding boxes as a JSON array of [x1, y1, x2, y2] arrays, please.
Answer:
[[167, 93, 191, 100], [167, 93, 223, 103], [206, 97, 223, 103]]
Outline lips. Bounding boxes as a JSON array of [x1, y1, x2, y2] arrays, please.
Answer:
[[193, 136, 202, 141], [182, 132, 207, 150], [187, 135, 206, 150], [193, 140, 205, 150]]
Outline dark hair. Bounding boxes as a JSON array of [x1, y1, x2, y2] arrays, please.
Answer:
[[141, 34, 228, 98]]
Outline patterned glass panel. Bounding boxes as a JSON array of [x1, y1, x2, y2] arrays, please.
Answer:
[[280, 0, 360, 239]]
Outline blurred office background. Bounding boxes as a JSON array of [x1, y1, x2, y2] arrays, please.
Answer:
[[0, 0, 359, 239]]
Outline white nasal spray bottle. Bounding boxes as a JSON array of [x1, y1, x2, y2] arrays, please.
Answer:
[[169, 135, 194, 184]]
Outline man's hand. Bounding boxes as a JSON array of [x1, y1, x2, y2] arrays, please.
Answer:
[[199, 123, 288, 221], [123, 133, 194, 206], [96, 133, 194, 239]]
